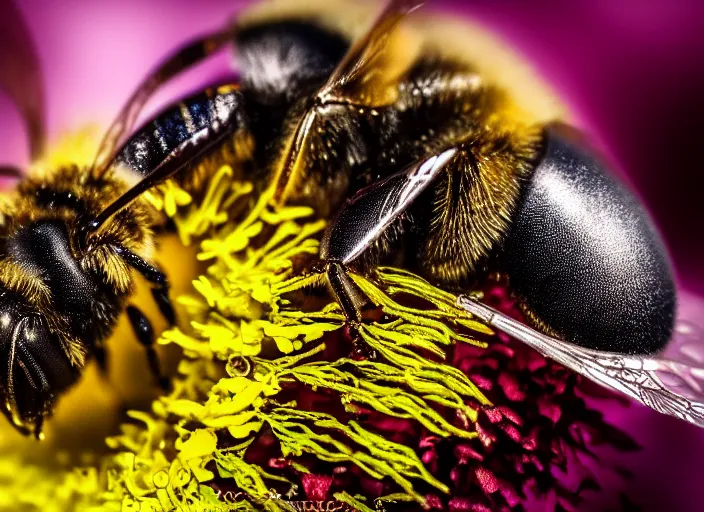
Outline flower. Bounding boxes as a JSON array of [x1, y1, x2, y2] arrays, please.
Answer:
[[0, 144, 662, 511]]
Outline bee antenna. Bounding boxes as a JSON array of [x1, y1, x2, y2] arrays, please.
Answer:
[[83, 166, 171, 235]]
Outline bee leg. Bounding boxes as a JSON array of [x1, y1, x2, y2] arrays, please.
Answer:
[[91, 25, 235, 176], [0, 166, 23, 178], [113, 244, 166, 284], [325, 261, 367, 324], [33, 415, 44, 441], [112, 244, 176, 325], [319, 151, 457, 356], [94, 345, 109, 378], [1, 409, 30, 437], [322, 262, 379, 360], [150, 287, 176, 326], [126, 305, 170, 391]]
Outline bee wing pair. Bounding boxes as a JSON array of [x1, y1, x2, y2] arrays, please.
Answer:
[[0, 0, 425, 219], [101, 0, 421, 188], [87, 0, 426, 232], [269, 0, 424, 206], [458, 295, 704, 428]]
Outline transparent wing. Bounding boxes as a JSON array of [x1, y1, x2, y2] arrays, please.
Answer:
[[270, 0, 423, 206], [317, 0, 423, 106], [457, 294, 704, 428], [654, 292, 704, 406], [0, 0, 46, 159]]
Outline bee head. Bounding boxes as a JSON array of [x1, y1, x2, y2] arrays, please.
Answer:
[[0, 217, 116, 437]]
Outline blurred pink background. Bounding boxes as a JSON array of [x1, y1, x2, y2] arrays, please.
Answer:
[[1, 0, 703, 510]]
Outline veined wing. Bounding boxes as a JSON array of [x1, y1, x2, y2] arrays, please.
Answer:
[[270, 0, 424, 207], [458, 295, 704, 428], [317, 0, 423, 106]]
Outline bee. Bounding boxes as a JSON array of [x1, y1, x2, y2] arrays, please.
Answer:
[[0, 0, 700, 439]]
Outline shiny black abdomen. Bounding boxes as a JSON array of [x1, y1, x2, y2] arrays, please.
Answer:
[[501, 124, 676, 354]]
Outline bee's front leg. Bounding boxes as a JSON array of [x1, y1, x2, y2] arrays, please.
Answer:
[[317, 150, 458, 355], [111, 244, 175, 325], [322, 260, 379, 359], [126, 305, 170, 391], [0, 166, 22, 179], [324, 260, 369, 325]]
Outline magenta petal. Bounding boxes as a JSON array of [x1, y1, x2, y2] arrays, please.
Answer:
[[475, 467, 500, 494], [301, 473, 333, 501]]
